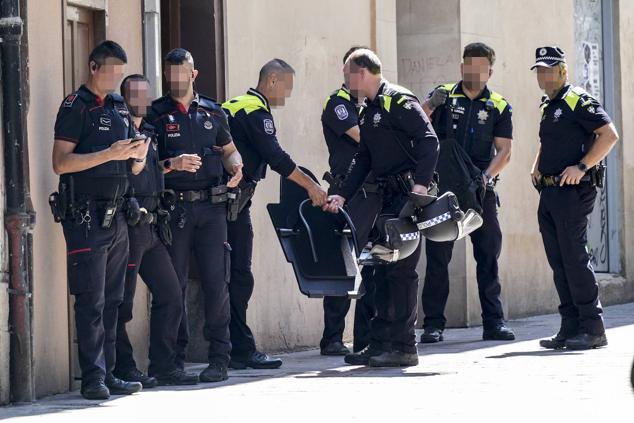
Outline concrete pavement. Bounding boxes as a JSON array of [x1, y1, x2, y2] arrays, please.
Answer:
[[2, 302, 633, 422]]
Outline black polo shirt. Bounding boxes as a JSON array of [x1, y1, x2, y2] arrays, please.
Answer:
[[222, 88, 296, 182], [538, 84, 612, 175], [339, 80, 439, 200], [129, 120, 163, 209], [428, 82, 513, 170], [148, 93, 232, 191], [321, 85, 360, 176], [54, 84, 134, 198]]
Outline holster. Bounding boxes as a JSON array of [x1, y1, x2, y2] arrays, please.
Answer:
[[227, 187, 241, 222], [157, 208, 172, 246]]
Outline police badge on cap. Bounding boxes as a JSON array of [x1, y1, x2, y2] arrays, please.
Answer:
[[530, 46, 566, 70]]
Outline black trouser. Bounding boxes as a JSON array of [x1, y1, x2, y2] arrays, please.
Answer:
[[422, 190, 504, 330], [114, 223, 182, 376], [169, 201, 231, 367], [321, 190, 381, 352], [538, 184, 604, 335], [369, 192, 421, 354], [63, 208, 129, 385], [226, 203, 258, 361]]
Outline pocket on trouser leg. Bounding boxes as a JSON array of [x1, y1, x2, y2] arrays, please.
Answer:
[[224, 242, 232, 284], [67, 249, 98, 295]]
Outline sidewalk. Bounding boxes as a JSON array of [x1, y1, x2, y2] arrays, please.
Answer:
[[2, 302, 633, 422]]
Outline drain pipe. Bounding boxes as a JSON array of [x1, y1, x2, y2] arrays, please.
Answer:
[[0, 0, 36, 404]]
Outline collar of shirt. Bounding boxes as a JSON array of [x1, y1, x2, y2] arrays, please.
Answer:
[[167, 91, 199, 114], [247, 88, 270, 111], [365, 79, 389, 107], [78, 84, 105, 107], [550, 84, 572, 103], [340, 84, 358, 103], [454, 81, 491, 101]]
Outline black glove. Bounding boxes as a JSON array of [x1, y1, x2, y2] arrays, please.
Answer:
[[424, 88, 449, 109]]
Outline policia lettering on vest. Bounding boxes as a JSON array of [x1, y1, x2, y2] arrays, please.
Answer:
[[530, 46, 619, 351], [319, 45, 378, 357], [222, 59, 328, 370], [148, 48, 244, 383], [324, 48, 439, 368], [420, 42, 516, 344], [51, 41, 146, 400]]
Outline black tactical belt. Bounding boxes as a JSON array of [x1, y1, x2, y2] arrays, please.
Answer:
[[174, 185, 229, 203], [540, 174, 592, 187]]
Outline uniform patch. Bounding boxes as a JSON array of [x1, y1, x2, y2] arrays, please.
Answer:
[[553, 108, 563, 122], [99, 117, 112, 127], [263, 118, 275, 135], [204, 120, 214, 130], [166, 123, 180, 132], [373, 112, 382, 127], [477, 109, 489, 125], [63, 94, 78, 108], [334, 104, 349, 120], [587, 105, 596, 114]]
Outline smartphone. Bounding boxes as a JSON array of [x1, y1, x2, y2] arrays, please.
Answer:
[[130, 135, 147, 146]]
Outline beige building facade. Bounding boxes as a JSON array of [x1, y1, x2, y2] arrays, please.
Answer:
[[0, 0, 632, 403]]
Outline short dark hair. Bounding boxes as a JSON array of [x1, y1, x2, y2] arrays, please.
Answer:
[[120, 74, 149, 98], [88, 40, 127, 67], [164, 48, 195, 67], [463, 42, 496, 66], [347, 49, 382, 75], [343, 45, 369, 64], [258, 58, 295, 83]]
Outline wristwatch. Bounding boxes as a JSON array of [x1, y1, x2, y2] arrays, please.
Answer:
[[483, 171, 493, 184], [163, 159, 172, 171], [577, 162, 588, 172]]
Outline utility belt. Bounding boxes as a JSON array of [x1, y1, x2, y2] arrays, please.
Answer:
[[167, 185, 230, 204], [323, 171, 383, 196], [49, 194, 125, 230], [375, 170, 439, 196], [534, 163, 605, 192], [162, 184, 247, 223], [123, 195, 172, 245]]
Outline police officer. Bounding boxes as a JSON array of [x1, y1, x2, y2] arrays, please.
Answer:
[[319, 46, 379, 356], [420, 42, 515, 343], [52, 40, 143, 399], [222, 59, 327, 369], [530, 46, 618, 350], [324, 48, 439, 367], [113, 74, 199, 387], [148, 48, 244, 382]]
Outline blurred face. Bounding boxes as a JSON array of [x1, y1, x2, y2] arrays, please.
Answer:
[[165, 62, 197, 98], [124, 79, 151, 117], [268, 72, 294, 107], [90, 58, 126, 93], [344, 60, 366, 99], [461, 56, 492, 91], [536, 65, 566, 94]]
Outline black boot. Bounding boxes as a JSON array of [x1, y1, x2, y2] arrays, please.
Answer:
[[229, 351, 282, 370], [80, 379, 110, 400], [115, 368, 158, 389], [565, 333, 608, 350], [344, 346, 383, 366], [321, 341, 351, 356], [199, 362, 228, 382], [369, 351, 419, 367], [105, 374, 143, 395], [420, 327, 444, 344], [483, 323, 516, 341], [539, 332, 569, 349], [155, 368, 199, 386]]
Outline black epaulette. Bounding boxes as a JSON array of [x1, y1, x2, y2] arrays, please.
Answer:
[[150, 95, 174, 116], [197, 94, 221, 112], [109, 92, 125, 104], [540, 94, 549, 108], [383, 83, 420, 103]]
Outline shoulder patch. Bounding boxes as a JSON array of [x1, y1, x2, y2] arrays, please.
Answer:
[[63, 94, 78, 108], [334, 104, 349, 120], [263, 118, 275, 135]]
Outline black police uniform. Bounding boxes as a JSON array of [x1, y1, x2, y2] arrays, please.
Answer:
[[320, 85, 379, 353], [222, 88, 296, 365], [148, 93, 233, 371], [422, 82, 513, 332], [114, 121, 183, 379], [537, 83, 610, 337], [54, 85, 133, 386], [338, 81, 439, 356]]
